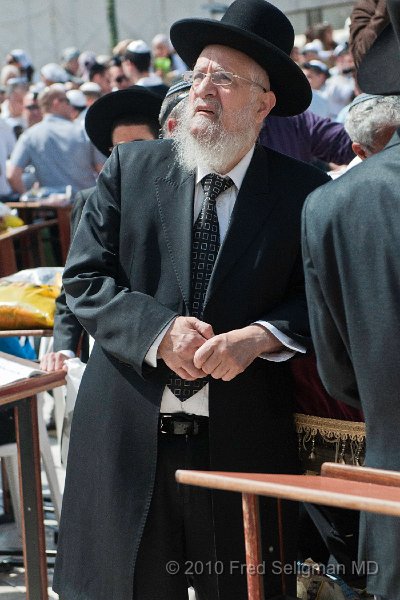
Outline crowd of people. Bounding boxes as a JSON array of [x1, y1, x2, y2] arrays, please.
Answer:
[[2, 0, 400, 599]]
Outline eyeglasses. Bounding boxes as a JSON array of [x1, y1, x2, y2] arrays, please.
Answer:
[[183, 70, 268, 92], [115, 75, 128, 84]]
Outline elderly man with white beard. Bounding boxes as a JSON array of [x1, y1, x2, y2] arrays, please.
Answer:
[[53, 1, 329, 599]]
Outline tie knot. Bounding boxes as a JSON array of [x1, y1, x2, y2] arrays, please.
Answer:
[[201, 173, 233, 201]]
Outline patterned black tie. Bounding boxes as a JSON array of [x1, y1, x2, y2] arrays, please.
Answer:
[[167, 173, 234, 400]]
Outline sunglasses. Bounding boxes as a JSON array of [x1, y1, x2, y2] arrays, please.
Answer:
[[25, 104, 40, 111], [115, 75, 128, 84]]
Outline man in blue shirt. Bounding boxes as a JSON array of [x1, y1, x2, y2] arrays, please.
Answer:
[[7, 84, 104, 196]]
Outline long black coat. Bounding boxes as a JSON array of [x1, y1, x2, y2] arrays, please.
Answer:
[[53, 139, 329, 599], [302, 131, 400, 599], [53, 186, 94, 360]]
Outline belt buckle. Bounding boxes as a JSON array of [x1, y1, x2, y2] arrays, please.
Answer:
[[173, 420, 194, 435]]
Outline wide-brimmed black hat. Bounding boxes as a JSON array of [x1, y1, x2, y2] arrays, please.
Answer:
[[170, 0, 311, 116], [85, 86, 162, 156], [357, 0, 400, 94]]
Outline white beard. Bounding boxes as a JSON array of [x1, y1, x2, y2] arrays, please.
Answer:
[[173, 97, 260, 174]]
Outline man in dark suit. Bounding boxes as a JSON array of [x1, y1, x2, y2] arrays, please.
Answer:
[[53, 1, 329, 599], [302, 1, 400, 597], [40, 87, 161, 371]]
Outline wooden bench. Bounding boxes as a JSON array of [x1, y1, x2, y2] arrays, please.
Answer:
[[176, 465, 400, 599], [6, 201, 72, 264]]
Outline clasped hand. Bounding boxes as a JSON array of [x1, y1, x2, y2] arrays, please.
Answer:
[[158, 316, 278, 382]]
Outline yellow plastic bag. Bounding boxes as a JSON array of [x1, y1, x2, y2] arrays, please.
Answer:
[[0, 281, 60, 329]]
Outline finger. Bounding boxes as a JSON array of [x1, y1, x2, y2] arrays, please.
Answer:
[[181, 360, 207, 379], [41, 354, 55, 372], [221, 368, 238, 382], [54, 354, 68, 370], [199, 353, 223, 375], [210, 363, 231, 380], [174, 365, 205, 380], [192, 319, 215, 340], [193, 342, 214, 369]]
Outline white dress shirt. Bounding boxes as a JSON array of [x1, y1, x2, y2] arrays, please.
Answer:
[[145, 146, 306, 416]]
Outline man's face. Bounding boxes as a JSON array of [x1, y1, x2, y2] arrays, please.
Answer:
[[188, 45, 275, 139], [23, 92, 42, 127], [109, 66, 129, 90], [93, 70, 112, 94], [111, 123, 155, 148], [303, 68, 326, 90]]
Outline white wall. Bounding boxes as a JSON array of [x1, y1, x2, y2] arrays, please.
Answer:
[[0, 0, 206, 73], [0, 0, 354, 73]]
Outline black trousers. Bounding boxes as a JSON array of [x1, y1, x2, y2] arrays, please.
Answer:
[[132, 430, 219, 600]]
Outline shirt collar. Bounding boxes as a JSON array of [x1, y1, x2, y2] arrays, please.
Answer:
[[196, 145, 255, 191]]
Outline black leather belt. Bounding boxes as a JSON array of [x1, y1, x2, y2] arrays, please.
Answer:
[[159, 413, 209, 436]]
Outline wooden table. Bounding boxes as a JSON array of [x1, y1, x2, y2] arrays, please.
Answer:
[[0, 221, 59, 277], [0, 354, 65, 600], [176, 467, 400, 600], [0, 329, 53, 338], [6, 201, 72, 264]]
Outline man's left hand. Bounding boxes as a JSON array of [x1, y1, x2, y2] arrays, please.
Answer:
[[193, 325, 283, 381]]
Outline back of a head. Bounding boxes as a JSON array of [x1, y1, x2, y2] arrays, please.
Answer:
[[345, 94, 400, 153], [124, 40, 151, 73], [159, 79, 190, 136], [89, 62, 108, 81], [38, 84, 66, 113]]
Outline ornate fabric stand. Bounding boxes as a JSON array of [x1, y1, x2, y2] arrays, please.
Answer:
[[294, 414, 366, 474]]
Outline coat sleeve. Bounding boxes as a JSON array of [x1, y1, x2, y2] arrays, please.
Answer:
[[53, 191, 89, 354], [62, 148, 178, 376], [307, 112, 355, 165], [301, 194, 361, 408], [258, 163, 331, 350], [260, 249, 312, 350]]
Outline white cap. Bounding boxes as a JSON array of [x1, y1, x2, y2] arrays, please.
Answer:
[[126, 40, 150, 54], [40, 63, 69, 83], [10, 48, 32, 69], [96, 54, 111, 65], [66, 89, 87, 108], [301, 42, 321, 55], [303, 59, 329, 74], [80, 81, 101, 94]]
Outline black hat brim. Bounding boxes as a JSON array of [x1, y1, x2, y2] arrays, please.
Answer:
[[170, 18, 311, 116], [85, 87, 162, 156]]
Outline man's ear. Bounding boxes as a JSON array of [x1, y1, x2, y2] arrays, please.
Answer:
[[167, 117, 177, 136], [256, 91, 276, 124], [352, 141, 368, 161]]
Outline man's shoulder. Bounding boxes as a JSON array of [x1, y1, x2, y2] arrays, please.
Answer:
[[304, 139, 400, 226], [117, 138, 174, 166]]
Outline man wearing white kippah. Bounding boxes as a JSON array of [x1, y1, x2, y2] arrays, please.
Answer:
[[122, 39, 168, 97]]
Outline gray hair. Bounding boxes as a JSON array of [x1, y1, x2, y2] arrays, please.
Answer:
[[344, 95, 400, 152]]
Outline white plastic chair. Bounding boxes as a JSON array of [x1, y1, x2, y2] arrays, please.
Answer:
[[0, 443, 21, 532], [0, 393, 63, 533]]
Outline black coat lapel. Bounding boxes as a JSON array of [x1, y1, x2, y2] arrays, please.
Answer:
[[204, 145, 277, 307], [156, 167, 195, 307]]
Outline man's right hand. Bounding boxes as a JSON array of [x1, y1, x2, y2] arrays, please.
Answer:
[[40, 351, 70, 372], [158, 316, 214, 380]]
